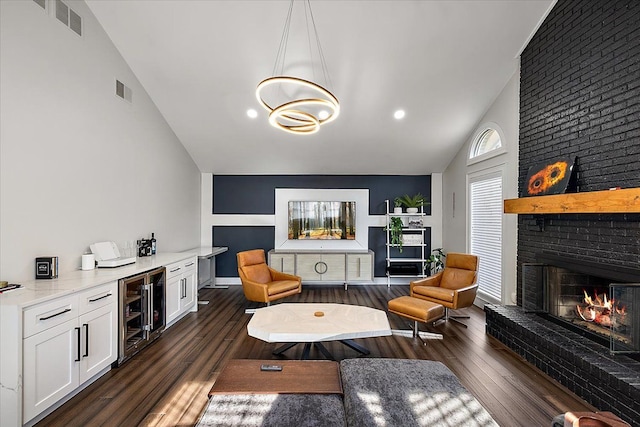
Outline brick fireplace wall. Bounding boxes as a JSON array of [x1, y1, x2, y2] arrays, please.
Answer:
[[485, 1, 640, 423], [517, 0, 640, 304]]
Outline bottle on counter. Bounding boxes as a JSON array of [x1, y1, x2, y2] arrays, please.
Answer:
[[151, 233, 157, 255]]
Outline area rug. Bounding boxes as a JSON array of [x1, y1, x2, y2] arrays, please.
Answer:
[[196, 394, 346, 427], [340, 358, 498, 427]]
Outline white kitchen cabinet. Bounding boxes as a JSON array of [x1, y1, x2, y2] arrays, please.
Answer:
[[22, 282, 117, 423], [79, 303, 116, 383], [165, 256, 197, 327], [23, 318, 79, 422]]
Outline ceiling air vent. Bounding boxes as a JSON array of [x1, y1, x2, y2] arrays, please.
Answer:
[[55, 0, 82, 36], [33, 0, 46, 10], [115, 80, 133, 103]]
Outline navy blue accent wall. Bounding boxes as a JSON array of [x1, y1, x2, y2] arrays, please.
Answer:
[[213, 174, 431, 277], [213, 175, 431, 215], [213, 226, 275, 277]]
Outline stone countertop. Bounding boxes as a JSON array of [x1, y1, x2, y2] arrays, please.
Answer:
[[0, 252, 198, 308]]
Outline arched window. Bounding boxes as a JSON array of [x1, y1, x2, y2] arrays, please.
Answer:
[[470, 128, 502, 159], [468, 124, 506, 166]]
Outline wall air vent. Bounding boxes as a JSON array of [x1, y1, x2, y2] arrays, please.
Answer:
[[115, 80, 133, 103], [55, 0, 82, 36], [33, 0, 46, 10]]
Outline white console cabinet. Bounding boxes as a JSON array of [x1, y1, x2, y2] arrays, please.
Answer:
[[346, 252, 373, 281], [268, 250, 374, 288], [165, 256, 197, 327], [22, 282, 117, 423], [268, 252, 296, 275]]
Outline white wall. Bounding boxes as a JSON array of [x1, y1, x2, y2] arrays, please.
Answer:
[[442, 69, 519, 304], [0, 0, 201, 281]]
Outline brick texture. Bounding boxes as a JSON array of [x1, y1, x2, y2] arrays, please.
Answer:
[[517, 0, 640, 304], [485, 305, 640, 425]]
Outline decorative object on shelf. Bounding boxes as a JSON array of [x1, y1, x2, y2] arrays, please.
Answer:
[[395, 193, 429, 214], [402, 234, 423, 245], [256, 0, 339, 135], [408, 218, 423, 228], [426, 248, 446, 276], [386, 216, 405, 253], [393, 199, 403, 214], [523, 157, 576, 197]]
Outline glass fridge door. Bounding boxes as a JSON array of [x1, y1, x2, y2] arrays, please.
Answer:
[[148, 267, 166, 337], [122, 275, 145, 353]]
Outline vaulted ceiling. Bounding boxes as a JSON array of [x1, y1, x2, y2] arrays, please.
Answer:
[[86, 0, 554, 175]]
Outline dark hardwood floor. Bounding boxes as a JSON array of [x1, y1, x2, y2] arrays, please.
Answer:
[[37, 285, 595, 426]]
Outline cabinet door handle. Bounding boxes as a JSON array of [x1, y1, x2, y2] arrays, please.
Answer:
[[314, 261, 328, 275], [75, 327, 81, 362], [39, 308, 71, 321], [89, 293, 112, 303], [170, 267, 181, 273], [148, 284, 154, 332], [83, 323, 89, 357], [185, 262, 195, 267]]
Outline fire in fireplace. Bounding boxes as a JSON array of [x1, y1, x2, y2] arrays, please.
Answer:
[[576, 289, 625, 326]]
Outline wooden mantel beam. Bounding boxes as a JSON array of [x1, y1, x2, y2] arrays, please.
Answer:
[[503, 188, 640, 214]]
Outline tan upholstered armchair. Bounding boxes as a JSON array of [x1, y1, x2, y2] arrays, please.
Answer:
[[410, 252, 479, 326], [237, 249, 301, 304]]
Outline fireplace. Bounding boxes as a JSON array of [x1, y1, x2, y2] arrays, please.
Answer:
[[485, 253, 640, 425], [522, 254, 640, 355]]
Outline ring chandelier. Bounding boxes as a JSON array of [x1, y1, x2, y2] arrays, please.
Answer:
[[256, 0, 339, 135], [256, 76, 340, 135]]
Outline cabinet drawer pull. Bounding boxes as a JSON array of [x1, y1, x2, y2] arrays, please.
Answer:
[[185, 262, 195, 267], [170, 267, 181, 273], [39, 308, 71, 321], [75, 327, 81, 362], [83, 323, 89, 357], [88, 293, 112, 303]]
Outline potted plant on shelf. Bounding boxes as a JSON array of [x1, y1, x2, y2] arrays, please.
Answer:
[[386, 216, 405, 253], [393, 198, 403, 214], [426, 248, 446, 275], [395, 193, 429, 214]]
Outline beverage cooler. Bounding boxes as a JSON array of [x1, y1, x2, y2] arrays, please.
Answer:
[[117, 267, 166, 365]]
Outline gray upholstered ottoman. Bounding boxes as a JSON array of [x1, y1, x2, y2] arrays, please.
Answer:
[[340, 358, 498, 427]]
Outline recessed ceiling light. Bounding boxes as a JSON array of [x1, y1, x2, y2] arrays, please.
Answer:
[[318, 110, 330, 120], [247, 109, 258, 119], [394, 110, 406, 120]]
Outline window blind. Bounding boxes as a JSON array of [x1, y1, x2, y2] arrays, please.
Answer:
[[470, 175, 502, 302]]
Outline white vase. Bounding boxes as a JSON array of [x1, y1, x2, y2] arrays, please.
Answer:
[[406, 207, 419, 214], [393, 207, 403, 214]]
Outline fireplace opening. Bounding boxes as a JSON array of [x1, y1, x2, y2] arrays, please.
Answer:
[[523, 254, 640, 357]]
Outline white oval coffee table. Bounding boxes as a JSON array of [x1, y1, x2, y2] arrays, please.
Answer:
[[247, 303, 392, 359]]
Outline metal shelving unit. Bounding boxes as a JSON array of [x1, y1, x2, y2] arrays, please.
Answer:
[[385, 199, 427, 287]]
